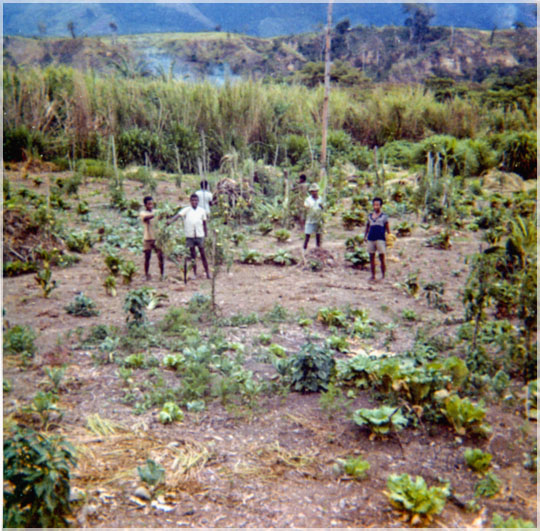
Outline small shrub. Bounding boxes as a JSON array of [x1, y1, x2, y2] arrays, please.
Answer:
[[268, 343, 287, 358], [275, 342, 335, 392], [3, 426, 77, 528], [401, 309, 418, 321], [474, 471, 502, 498], [65, 293, 99, 317], [3, 324, 37, 361]]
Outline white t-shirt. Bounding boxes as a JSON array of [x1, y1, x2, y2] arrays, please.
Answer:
[[179, 206, 207, 238], [195, 190, 213, 214], [304, 195, 323, 224]]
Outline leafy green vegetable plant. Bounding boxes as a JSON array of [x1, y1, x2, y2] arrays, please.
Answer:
[[119, 260, 137, 284], [317, 307, 348, 328], [123, 287, 165, 326], [337, 456, 370, 479], [104, 275, 117, 296], [239, 248, 263, 265], [353, 405, 408, 436], [158, 401, 184, 424], [3, 426, 77, 528], [34, 267, 58, 298], [474, 471, 502, 498], [44, 366, 67, 393], [274, 228, 291, 242], [464, 448, 492, 473], [491, 513, 535, 528], [441, 394, 491, 437], [385, 473, 449, 524], [65, 231, 93, 253], [137, 458, 165, 487]]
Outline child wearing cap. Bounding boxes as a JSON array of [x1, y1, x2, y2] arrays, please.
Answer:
[[303, 183, 324, 250]]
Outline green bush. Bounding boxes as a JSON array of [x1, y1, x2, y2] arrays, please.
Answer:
[[65, 293, 99, 317], [65, 231, 94, 253], [496, 131, 537, 180], [76, 158, 114, 178], [275, 342, 335, 392], [3, 126, 47, 162], [3, 324, 37, 361], [4, 426, 77, 527]]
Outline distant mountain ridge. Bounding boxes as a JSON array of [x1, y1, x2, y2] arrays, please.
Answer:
[[3, 3, 537, 39]]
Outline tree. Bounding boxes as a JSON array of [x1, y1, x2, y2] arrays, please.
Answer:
[[403, 3, 435, 43], [67, 21, 76, 39], [109, 21, 118, 45]]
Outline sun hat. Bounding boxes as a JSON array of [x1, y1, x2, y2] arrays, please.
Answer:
[[308, 183, 319, 192]]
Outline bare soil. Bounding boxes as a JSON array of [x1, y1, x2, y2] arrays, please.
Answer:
[[3, 169, 537, 528]]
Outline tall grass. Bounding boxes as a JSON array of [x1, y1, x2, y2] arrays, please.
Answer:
[[3, 64, 536, 175]]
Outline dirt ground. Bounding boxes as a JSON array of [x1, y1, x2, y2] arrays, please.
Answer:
[[3, 169, 537, 528]]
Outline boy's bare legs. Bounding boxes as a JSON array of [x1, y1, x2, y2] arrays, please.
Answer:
[[303, 234, 310, 250], [157, 249, 164, 279], [369, 253, 376, 281], [379, 253, 386, 279], [315, 233, 321, 248], [144, 250, 152, 280], [190, 247, 197, 278], [198, 245, 211, 279]]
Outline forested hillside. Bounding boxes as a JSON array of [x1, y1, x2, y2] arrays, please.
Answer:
[[3, 22, 536, 83]]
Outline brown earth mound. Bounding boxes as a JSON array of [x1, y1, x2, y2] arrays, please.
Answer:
[[482, 170, 525, 193], [3, 207, 65, 263]]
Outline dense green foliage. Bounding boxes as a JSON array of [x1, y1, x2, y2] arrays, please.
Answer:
[[3, 65, 536, 179], [4, 426, 77, 528]]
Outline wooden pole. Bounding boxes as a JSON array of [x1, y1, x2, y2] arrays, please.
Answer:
[[320, 0, 333, 180]]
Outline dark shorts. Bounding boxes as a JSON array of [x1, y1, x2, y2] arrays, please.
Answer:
[[143, 239, 161, 252], [186, 237, 204, 248]]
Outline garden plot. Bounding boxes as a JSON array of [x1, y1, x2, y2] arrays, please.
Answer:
[[3, 167, 537, 528]]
